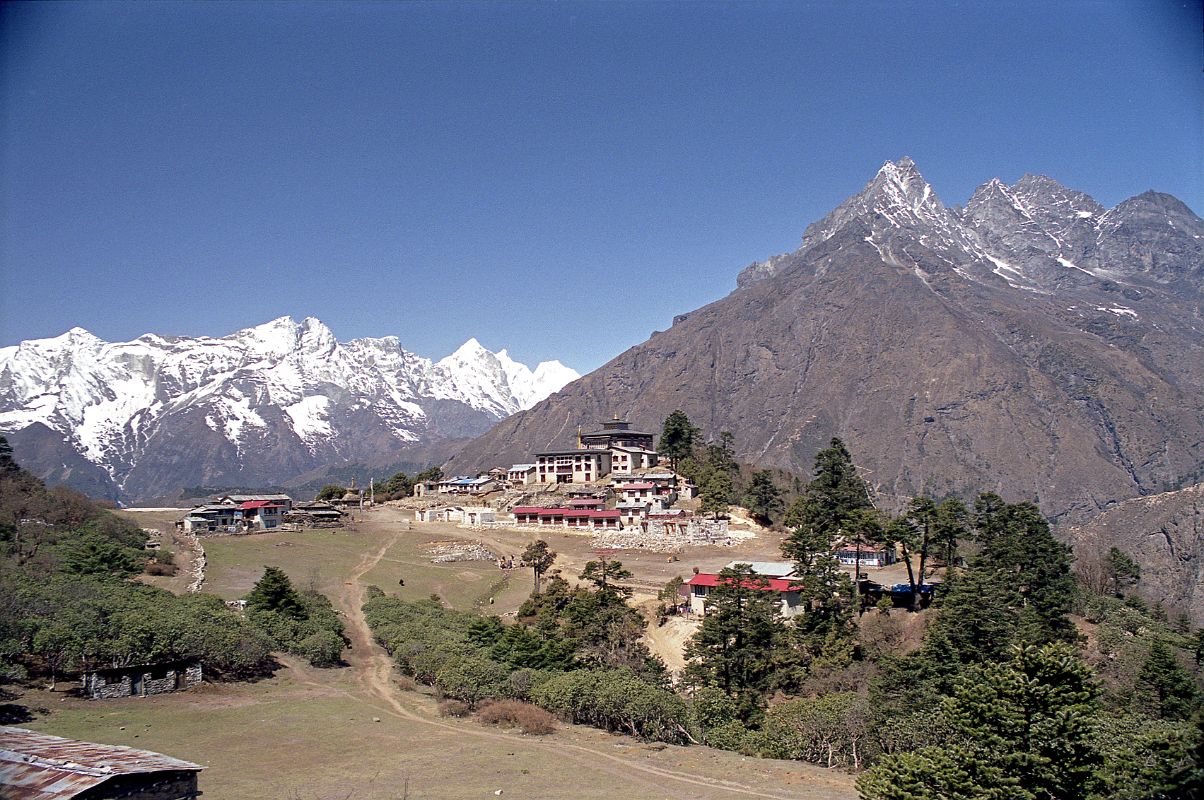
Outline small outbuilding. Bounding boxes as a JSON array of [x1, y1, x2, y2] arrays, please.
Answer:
[[0, 726, 203, 800], [82, 660, 202, 700]]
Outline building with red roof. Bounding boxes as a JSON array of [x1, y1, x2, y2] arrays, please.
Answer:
[[511, 506, 622, 530], [684, 571, 804, 617]]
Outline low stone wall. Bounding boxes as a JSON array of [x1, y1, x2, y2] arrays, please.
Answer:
[[591, 518, 732, 552]]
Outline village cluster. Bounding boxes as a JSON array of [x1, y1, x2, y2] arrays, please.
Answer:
[[411, 418, 734, 547], [172, 417, 910, 622]]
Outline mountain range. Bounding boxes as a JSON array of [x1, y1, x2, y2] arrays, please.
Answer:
[[0, 317, 577, 502], [445, 157, 1204, 618]]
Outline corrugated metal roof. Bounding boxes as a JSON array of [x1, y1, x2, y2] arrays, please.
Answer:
[[685, 573, 799, 592], [0, 727, 202, 800]]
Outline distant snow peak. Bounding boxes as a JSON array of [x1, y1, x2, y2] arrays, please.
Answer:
[[0, 318, 580, 487]]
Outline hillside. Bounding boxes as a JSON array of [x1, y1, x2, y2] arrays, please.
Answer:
[[448, 159, 1203, 525], [1068, 482, 1204, 625]]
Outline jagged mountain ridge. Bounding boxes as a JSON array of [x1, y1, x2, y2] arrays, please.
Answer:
[[448, 158, 1204, 529], [0, 317, 578, 501]]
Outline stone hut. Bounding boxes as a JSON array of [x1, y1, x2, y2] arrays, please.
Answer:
[[83, 660, 202, 700]]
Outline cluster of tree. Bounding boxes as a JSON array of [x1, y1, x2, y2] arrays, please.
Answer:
[[243, 566, 347, 667], [374, 466, 443, 502], [363, 546, 700, 742], [660, 410, 796, 525], [0, 436, 344, 697], [0, 574, 277, 688], [671, 436, 1202, 797], [314, 467, 443, 503]]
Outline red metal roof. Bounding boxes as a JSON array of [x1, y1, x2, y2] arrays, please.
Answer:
[[685, 573, 799, 592], [0, 726, 202, 800], [511, 507, 619, 519], [238, 500, 283, 510]]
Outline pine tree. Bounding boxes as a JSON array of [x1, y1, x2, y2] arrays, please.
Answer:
[[1105, 547, 1141, 598], [579, 559, 633, 601], [858, 643, 1103, 800], [700, 470, 733, 519], [246, 566, 308, 620], [684, 564, 782, 715], [0, 436, 19, 475], [521, 539, 557, 594], [782, 438, 872, 539], [933, 497, 969, 567], [1134, 640, 1200, 721], [743, 470, 784, 526], [660, 410, 700, 475]]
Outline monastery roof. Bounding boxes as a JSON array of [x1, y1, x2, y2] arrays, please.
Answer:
[[581, 429, 654, 439]]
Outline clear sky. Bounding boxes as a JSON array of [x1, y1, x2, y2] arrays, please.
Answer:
[[1, 1, 1199, 372]]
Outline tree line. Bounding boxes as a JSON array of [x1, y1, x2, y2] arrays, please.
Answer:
[[0, 436, 346, 705]]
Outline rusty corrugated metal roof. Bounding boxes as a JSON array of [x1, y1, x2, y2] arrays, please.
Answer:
[[0, 726, 202, 800]]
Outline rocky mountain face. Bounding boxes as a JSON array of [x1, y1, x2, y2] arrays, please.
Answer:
[[1067, 483, 1204, 625], [447, 158, 1204, 614], [0, 317, 578, 502]]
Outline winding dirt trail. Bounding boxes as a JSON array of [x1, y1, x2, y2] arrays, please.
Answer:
[[329, 528, 843, 800]]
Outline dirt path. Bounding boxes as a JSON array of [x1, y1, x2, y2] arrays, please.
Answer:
[[328, 527, 841, 800]]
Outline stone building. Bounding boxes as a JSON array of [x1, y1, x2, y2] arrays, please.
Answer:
[[83, 661, 202, 700]]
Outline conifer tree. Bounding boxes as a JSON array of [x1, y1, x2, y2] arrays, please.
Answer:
[[660, 410, 700, 475], [579, 559, 633, 601], [858, 644, 1103, 800], [700, 469, 733, 519], [743, 470, 784, 526], [1134, 640, 1200, 721], [246, 566, 307, 620], [521, 539, 557, 594], [684, 564, 782, 717]]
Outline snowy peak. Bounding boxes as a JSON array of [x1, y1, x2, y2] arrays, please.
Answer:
[[744, 159, 1204, 295], [433, 339, 579, 416], [0, 319, 579, 499], [802, 157, 951, 249]]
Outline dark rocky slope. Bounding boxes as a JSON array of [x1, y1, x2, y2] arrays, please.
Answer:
[[447, 159, 1204, 530]]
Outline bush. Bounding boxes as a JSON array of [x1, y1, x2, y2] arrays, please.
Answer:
[[297, 629, 345, 667], [438, 699, 470, 717], [477, 699, 556, 735], [705, 719, 754, 752], [396, 675, 418, 692], [434, 654, 510, 707], [532, 668, 693, 743]]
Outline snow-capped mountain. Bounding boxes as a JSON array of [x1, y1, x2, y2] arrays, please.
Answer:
[[0, 317, 578, 501], [453, 156, 1204, 524]]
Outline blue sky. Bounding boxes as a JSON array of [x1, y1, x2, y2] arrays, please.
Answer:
[[2, 1, 1199, 372]]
